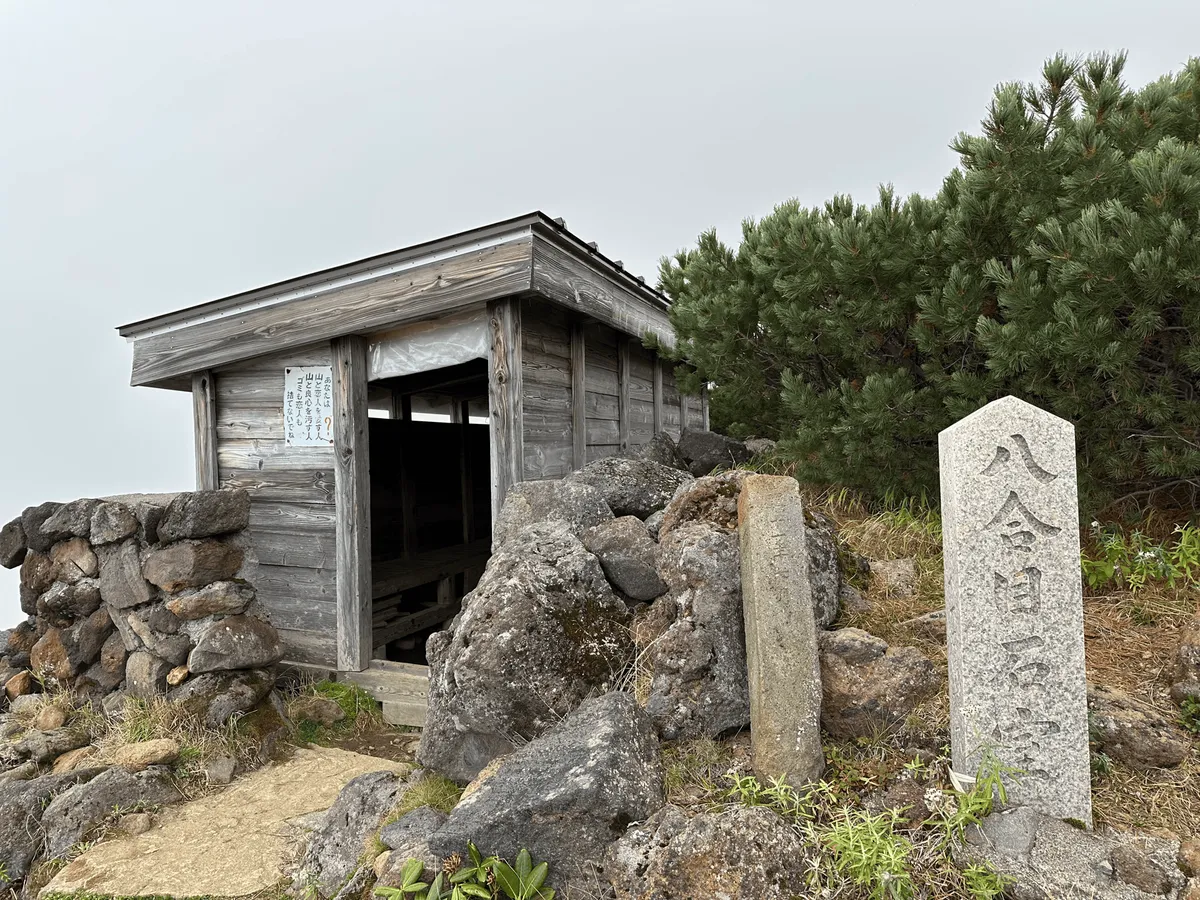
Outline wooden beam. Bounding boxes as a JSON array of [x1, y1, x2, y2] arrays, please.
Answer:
[[571, 321, 587, 469], [488, 298, 523, 522], [191, 370, 219, 491], [679, 390, 689, 433], [333, 336, 372, 673], [652, 358, 664, 435], [617, 337, 631, 453], [130, 237, 533, 388], [701, 383, 710, 430]]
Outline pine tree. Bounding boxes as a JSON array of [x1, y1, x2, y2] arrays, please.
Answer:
[[659, 54, 1200, 511]]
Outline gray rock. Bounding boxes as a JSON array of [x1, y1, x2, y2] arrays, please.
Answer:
[[20, 549, 59, 599], [1170, 613, 1200, 704], [0, 770, 103, 887], [29, 609, 113, 682], [604, 804, 811, 900], [98, 540, 154, 609], [157, 490, 251, 543], [737, 475, 824, 785], [1110, 845, 1173, 895], [583, 516, 668, 601], [295, 770, 407, 898], [202, 755, 236, 785], [77, 631, 127, 696], [940, 396, 1092, 825], [869, 557, 918, 597], [187, 615, 282, 673], [838, 582, 872, 618], [22, 502, 68, 553], [12, 726, 91, 764], [41, 766, 181, 858], [429, 693, 663, 896], [901, 609, 947, 643], [378, 805, 448, 854], [125, 650, 173, 698], [142, 539, 244, 592], [631, 431, 690, 470], [165, 581, 255, 620], [42, 498, 100, 540], [644, 522, 747, 740], [37, 579, 102, 627], [1088, 683, 1191, 769], [418, 522, 633, 783], [566, 456, 693, 519], [805, 511, 842, 628], [89, 501, 139, 546], [743, 437, 778, 456], [818, 627, 939, 739], [961, 806, 1186, 900], [50, 535, 99, 583], [0, 516, 27, 569], [492, 480, 613, 549], [676, 428, 752, 476], [658, 470, 748, 539], [168, 668, 275, 727]]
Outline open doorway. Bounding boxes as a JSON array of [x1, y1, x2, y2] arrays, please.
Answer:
[[366, 358, 492, 664]]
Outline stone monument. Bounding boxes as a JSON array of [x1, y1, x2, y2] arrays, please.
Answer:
[[939, 396, 1092, 825], [738, 475, 824, 785]]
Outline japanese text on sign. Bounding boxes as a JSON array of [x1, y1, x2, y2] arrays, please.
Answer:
[[284, 366, 334, 446]]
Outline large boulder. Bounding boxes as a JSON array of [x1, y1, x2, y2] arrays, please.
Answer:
[[583, 517, 668, 602], [604, 805, 811, 900], [643, 523, 748, 740], [125, 650, 173, 698], [1171, 613, 1200, 704], [168, 668, 275, 727], [418, 523, 633, 783], [566, 457, 693, 520], [11, 726, 91, 764], [430, 693, 664, 896], [818, 627, 939, 739], [187, 615, 282, 673], [657, 470, 747, 539], [142, 539, 244, 592], [0, 770, 103, 888], [126, 604, 192, 665], [1088, 683, 1192, 769], [631, 432, 690, 471], [0, 516, 28, 569], [40, 766, 182, 859], [676, 429, 752, 477], [29, 608, 113, 682], [157, 490, 251, 543], [37, 579, 102, 627], [294, 770, 407, 898], [491, 480, 613, 549]]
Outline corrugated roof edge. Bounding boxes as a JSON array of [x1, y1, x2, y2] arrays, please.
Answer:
[[116, 211, 670, 338]]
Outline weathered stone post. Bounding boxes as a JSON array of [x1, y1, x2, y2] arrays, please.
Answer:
[[738, 475, 824, 785], [939, 396, 1092, 825]]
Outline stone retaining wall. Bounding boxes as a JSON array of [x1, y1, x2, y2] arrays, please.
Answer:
[[0, 490, 282, 721]]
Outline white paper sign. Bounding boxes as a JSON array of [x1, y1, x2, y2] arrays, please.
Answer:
[[284, 366, 335, 446]]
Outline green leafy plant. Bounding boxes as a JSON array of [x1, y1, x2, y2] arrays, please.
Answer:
[[492, 849, 554, 900], [1081, 522, 1200, 590], [820, 807, 914, 900], [1180, 697, 1200, 735], [960, 863, 1011, 900], [723, 771, 808, 821], [375, 844, 554, 900]]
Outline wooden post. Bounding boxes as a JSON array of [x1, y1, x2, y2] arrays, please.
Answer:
[[679, 390, 689, 433], [571, 321, 587, 470], [652, 358, 664, 435], [488, 298, 523, 524], [333, 336, 372, 673], [701, 384, 710, 430], [191, 370, 219, 491], [617, 337, 631, 453]]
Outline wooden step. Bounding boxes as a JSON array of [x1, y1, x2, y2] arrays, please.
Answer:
[[342, 661, 430, 728]]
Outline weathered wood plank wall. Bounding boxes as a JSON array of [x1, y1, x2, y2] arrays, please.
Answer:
[[520, 301, 574, 479], [212, 343, 338, 668]]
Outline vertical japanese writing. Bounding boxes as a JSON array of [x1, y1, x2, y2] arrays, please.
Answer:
[[284, 366, 335, 447]]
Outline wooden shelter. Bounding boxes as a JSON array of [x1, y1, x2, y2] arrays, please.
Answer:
[[118, 213, 704, 715]]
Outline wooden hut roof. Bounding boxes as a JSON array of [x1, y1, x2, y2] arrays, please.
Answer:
[[117, 212, 673, 390]]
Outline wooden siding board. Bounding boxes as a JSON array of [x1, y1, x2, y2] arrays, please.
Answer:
[[488, 298, 523, 518], [333, 336, 372, 673], [192, 371, 219, 491], [131, 237, 534, 387]]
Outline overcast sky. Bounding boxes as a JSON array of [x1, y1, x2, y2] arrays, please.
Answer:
[[1, 0, 1195, 627]]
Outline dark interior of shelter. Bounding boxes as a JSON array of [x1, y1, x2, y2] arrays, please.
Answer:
[[367, 358, 492, 664]]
